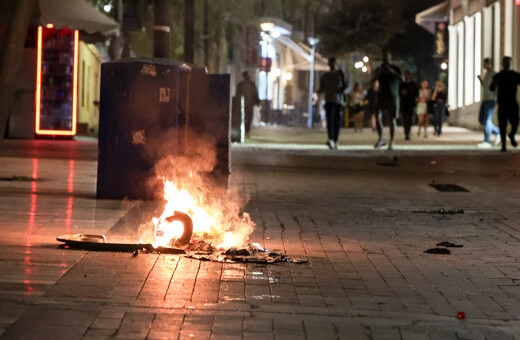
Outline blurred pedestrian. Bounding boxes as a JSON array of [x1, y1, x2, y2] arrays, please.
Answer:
[[399, 70, 418, 140], [350, 83, 365, 132], [373, 49, 402, 150], [416, 80, 431, 137], [236, 71, 260, 138], [318, 57, 347, 149], [311, 92, 321, 127], [490, 56, 520, 152], [365, 79, 379, 131], [431, 81, 447, 136], [477, 58, 500, 148]]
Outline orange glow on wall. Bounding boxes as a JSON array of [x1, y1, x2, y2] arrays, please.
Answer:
[[35, 26, 78, 137]]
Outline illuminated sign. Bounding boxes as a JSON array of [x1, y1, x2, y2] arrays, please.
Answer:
[[35, 26, 78, 136]]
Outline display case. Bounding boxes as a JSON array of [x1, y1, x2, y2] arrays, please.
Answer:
[[35, 25, 78, 136]]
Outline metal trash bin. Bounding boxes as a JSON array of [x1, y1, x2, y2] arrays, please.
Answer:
[[97, 59, 190, 200], [187, 68, 231, 187]]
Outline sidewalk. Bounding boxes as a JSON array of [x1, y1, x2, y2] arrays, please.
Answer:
[[0, 128, 520, 339]]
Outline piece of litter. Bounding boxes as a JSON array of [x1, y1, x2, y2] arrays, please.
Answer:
[[436, 241, 463, 248], [424, 248, 451, 254]]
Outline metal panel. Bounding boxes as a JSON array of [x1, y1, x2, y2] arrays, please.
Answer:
[[97, 59, 187, 199]]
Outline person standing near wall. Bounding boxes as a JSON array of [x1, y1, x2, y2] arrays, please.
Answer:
[[431, 81, 447, 137], [477, 58, 500, 148], [318, 57, 347, 149], [490, 56, 520, 152], [236, 71, 260, 138], [416, 80, 431, 138]]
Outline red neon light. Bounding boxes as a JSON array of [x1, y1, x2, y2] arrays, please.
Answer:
[[517, 0, 520, 6], [35, 26, 42, 135], [46, 23, 54, 29], [35, 27, 78, 136]]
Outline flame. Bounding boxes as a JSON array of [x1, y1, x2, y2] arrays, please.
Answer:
[[152, 180, 253, 249]]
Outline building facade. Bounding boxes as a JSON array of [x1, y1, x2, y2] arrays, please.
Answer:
[[447, 0, 520, 128]]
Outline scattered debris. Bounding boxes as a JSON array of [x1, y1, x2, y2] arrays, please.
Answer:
[[431, 161, 437, 165], [413, 208, 464, 215], [429, 184, 469, 192], [436, 241, 463, 248], [424, 248, 451, 255], [56, 234, 186, 254], [57, 234, 307, 264], [187, 244, 308, 264]]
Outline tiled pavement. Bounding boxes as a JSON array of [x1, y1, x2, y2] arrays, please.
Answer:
[[1, 130, 520, 339]]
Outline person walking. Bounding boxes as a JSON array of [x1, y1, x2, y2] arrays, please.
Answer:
[[431, 81, 447, 136], [235, 71, 260, 138], [373, 49, 402, 150], [318, 57, 347, 149], [350, 83, 365, 132], [477, 58, 500, 148], [490, 56, 520, 152], [365, 79, 379, 132], [399, 70, 418, 140], [416, 80, 431, 137]]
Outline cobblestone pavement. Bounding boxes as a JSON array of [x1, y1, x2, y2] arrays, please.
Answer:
[[1, 132, 520, 339]]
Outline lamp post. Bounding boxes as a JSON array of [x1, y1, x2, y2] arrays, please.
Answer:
[[307, 37, 319, 128], [260, 22, 274, 124]]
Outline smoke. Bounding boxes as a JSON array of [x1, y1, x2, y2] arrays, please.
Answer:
[[152, 129, 255, 248]]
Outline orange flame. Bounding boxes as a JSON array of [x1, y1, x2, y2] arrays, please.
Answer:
[[152, 180, 252, 249]]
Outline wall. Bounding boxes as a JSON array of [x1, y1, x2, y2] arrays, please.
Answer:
[[77, 41, 102, 136]]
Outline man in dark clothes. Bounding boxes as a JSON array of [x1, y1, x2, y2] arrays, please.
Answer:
[[490, 56, 520, 152], [373, 49, 402, 150], [236, 71, 260, 138], [399, 70, 418, 140], [318, 57, 347, 149]]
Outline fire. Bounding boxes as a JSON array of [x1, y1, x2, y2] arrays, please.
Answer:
[[152, 180, 253, 249]]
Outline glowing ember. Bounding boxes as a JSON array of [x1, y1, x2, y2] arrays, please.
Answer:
[[152, 180, 254, 249]]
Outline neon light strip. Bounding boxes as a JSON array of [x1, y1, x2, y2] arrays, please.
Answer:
[[71, 30, 79, 135], [35, 27, 78, 136], [34, 26, 42, 134]]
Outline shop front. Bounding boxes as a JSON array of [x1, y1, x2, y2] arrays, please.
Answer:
[[0, 0, 118, 139]]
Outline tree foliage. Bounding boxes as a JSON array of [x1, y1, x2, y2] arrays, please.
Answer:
[[316, 0, 403, 57]]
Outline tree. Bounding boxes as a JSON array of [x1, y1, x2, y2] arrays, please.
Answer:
[[316, 0, 403, 57], [0, 0, 37, 141]]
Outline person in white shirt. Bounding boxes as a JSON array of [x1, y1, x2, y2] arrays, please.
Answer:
[[477, 58, 500, 148]]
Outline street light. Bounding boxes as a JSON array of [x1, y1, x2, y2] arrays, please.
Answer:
[[260, 22, 274, 124], [307, 36, 319, 128], [260, 22, 274, 32]]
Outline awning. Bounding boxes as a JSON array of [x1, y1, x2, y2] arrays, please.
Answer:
[[275, 35, 329, 71], [38, 0, 119, 35], [416, 1, 449, 34]]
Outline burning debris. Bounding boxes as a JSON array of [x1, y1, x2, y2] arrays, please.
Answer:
[[57, 132, 308, 264], [188, 243, 307, 264]]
